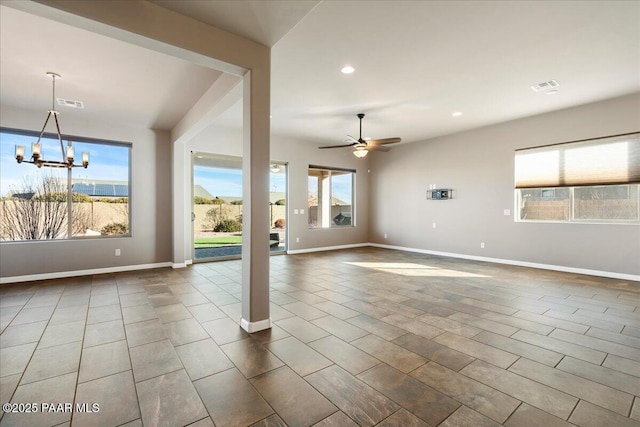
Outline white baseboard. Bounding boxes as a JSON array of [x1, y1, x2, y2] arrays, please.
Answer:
[[0, 262, 173, 285], [369, 243, 640, 282], [240, 317, 272, 333], [186, 259, 193, 266], [287, 243, 369, 255]]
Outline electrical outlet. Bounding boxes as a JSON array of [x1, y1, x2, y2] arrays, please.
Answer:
[[296, 237, 300, 243], [115, 249, 121, 256], [432, 222, 436, 228], [480, 242, 485, 249], [294, 209, 299, 215], [300, 209, 304, 214], [504, 209, 510, 216], [384, 233, 387, 239]]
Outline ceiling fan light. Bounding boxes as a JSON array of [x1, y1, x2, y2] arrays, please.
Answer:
[[341, 65, 355, 74], [353, 147, 368, 158]]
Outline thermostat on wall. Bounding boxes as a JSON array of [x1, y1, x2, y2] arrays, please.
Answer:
[[427, 189, 452, 200]]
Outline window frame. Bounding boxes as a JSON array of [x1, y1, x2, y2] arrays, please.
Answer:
[[0, 127, 132, 242]]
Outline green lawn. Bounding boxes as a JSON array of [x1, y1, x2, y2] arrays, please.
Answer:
[[194, 236, 242, 248]]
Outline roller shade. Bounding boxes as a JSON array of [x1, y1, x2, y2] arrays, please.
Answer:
[[515, 132, 640, 189]]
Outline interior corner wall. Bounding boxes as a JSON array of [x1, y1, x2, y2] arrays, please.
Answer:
[[0, 105, 173, 280], [369, 93, 640, 277], [188, 127, 369, 252]]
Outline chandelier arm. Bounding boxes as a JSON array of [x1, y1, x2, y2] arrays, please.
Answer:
[[36, 111, 53, 145], [53, 113, 66, 163]]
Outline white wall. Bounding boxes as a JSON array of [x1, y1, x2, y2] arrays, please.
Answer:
[[0, 105, 173, 280], [369, 93, 640, 277]]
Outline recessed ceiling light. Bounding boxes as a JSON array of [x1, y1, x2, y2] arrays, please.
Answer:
[[341, 65, 355, 74], [452, 112, 463, 117]]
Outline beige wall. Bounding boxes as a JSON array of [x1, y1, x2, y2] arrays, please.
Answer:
[[0, 105, 173, 279], [369, 93, 640, 276]]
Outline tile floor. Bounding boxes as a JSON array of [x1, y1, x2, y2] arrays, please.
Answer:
[[1, 247, 639, 427]]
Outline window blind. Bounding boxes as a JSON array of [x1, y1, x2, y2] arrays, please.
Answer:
[[515, 132, 640, 189]]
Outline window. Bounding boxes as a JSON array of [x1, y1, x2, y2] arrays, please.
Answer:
[[515, 132, 639, 223], [308, 166, 354, 228], [1, 128, 131, 241]]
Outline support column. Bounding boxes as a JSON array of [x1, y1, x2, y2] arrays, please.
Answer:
[[240, 68, 271, 333]]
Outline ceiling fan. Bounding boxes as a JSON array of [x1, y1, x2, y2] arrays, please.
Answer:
[[319, 113, 401, 158]]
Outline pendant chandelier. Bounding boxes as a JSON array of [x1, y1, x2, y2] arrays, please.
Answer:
[[15, 72, 89, 169]]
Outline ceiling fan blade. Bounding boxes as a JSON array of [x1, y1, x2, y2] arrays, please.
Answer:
[[319, 142, 357, 149], [345, 135, 359, 143], [367, 137, 401, 146], [366, 145, 391, 152]]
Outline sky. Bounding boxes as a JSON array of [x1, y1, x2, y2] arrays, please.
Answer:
[[194, 165, 353, 203], [1, 132, 129, 196], [194, 165, 287, 198]]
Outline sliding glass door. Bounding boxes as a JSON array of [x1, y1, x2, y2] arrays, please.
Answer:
[[192, 153, 287, 261]]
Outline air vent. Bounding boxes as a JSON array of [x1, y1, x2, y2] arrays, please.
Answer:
[[57, 98, 84, 109], [530, 80, 559, 92]]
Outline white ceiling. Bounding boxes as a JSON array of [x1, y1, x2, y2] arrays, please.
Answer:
[[0, 5, 222, 131], [267, 0, 640, 145], [1, 1, 638, 146]]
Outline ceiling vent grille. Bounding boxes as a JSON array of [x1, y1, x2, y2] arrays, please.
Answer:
[[530, 80, 559, 92], [57, 98, 84, 109]]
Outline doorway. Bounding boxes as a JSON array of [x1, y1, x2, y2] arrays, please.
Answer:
[[192, 153, 287, 261]]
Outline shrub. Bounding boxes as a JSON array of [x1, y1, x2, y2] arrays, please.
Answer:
[[274, 218, 285, 229], [230, 200, 243, 205], [194, 196, 213, 205], [204, 207, 222, 230], [34, 192, 64, 202], [72, 193, 93, 203], [274, 199, 286, 206], [37, 192, 93, 203], [212, 197, 225, 205], [214, 219, 242, 232], [96, 197, 126, 203], [101, 222, 129, 235]]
